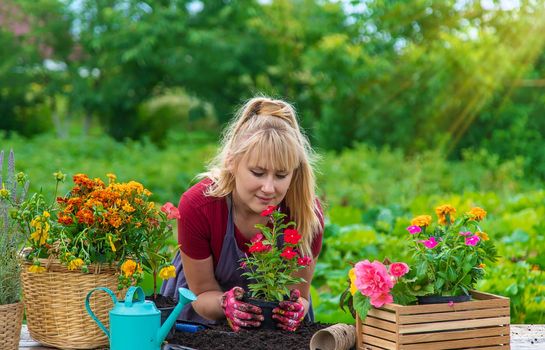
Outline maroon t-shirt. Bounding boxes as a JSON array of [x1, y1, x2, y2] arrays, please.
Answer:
[[177, 178, 324, 269]]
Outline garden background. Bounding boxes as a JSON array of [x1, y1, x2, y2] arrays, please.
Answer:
[[1, 0, 544, 324]]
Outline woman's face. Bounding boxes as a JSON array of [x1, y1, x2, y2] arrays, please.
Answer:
[[232, 155, 294, 216]]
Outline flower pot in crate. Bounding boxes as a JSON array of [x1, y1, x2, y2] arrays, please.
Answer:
[[356, 291, 510, 350]]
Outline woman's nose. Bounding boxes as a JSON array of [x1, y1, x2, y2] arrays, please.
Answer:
[[261, 176, 275, 193]]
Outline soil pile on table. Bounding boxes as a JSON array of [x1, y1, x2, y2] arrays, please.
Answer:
[[169, 320, 356, 350]]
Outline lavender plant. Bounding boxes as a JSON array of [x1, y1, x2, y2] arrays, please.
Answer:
[[0, 150, 29, 305]]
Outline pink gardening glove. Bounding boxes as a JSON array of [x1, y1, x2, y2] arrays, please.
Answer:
[[220, 286, 263, 332], [272, 289, 305, 331]]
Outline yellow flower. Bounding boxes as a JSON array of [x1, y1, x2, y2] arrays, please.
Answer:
[[159, 265, 176, 280], [121, 259, 138, 277], [43, 211, 50, 218], [435, 204, 456, 225], [348, 268, 358, 295], [106, 173, 117, 183], [68, 258, 84, 270], [108, 235, 117, 252], [475, 231, 489, 241], [122, 203, 135, 213], [468, 207, 487, 221], [410, 215, 432, 227], [28, 265, 46, 273], [0, 182, 10, 199], [478, 263, 486, 269], [30, 218, 50, 246]]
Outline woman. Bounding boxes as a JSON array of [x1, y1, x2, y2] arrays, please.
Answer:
[[162, 96, 324, 332]]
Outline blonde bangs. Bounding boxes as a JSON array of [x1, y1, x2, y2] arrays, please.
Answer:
[[240, 130, 301, 173]]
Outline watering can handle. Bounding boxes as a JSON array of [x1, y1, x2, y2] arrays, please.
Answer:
[[125, 286, 145, 307], [85, 287, 118, 338]]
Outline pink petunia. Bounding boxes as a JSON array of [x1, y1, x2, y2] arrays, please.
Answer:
[[161, 202, 181, 219], [354, 260, 394, 299], [406, 225, 422, 234], [459, 231, 472, 236], [370, 292, 394, 308], [420, 236, 438, 249], [465, 235, 480, 246], [389, 262, 410, 277]]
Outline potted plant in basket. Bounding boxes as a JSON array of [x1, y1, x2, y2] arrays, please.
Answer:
[[239, 205, 313, 329], [0, 150, 28, 350], [340, 205, 507, 350], [13, 172, 178, 349]]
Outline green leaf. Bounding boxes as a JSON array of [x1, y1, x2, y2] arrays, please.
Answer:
[[353, 293, 372, 321]]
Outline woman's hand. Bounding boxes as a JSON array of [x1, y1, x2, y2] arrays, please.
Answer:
[[272, 289, 305, 331], [220, 286, 264, 332]]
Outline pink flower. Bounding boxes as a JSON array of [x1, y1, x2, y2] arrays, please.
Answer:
[[370, 292, 394, 308], [240, 261, 247, 268], [260, 205, 277, 216], [459, 231, 472, 236], [389, 262, 409, 277], [161, 202, 180, 219], [250, 233, 264, 243], [420, 236, 438, 249], [465, 235, 480, 246], [448, 301, 454, 307], [406, 225, 422, 234], [280, 247, 297, 260], [297, 256, 312, 266], [354, 260, 394, 299], [284, 228, 302, 245]]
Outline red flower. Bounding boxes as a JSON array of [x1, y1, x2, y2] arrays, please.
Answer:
[[297, 256, 312, 266], [260, 205, 277, 217], [249, 241, 271, 253], [250, 233, 264, 243], [280, 247, 297, 260], [284, 229, 301, 245], [161, 202, 181, 219]]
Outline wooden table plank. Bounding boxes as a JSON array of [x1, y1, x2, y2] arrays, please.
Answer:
[[19, 324, 545, 349]]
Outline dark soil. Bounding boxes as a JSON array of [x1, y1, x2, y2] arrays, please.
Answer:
[[147, 294, 177, 308], [167, 320, 356, 350]]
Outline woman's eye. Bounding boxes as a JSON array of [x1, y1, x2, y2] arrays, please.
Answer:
[[251, 170, 264, 177], [276, 174, 288, 179]]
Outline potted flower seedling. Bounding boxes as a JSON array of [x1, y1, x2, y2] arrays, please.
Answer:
[[239, 205, 312, 329]]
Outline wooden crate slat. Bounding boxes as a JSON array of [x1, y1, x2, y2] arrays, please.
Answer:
[[399, 307, 510, 324], [362, 325, 397, 341], [470, 290, 510, 301], [463, 346, 510, 350], [399, 335, 510, 350], [365, 316, 398, 332], [399, 316, 510, 334], [368, 308, 397, 322], [399, 325, 510, 344], [395, 299, 509, 315], [363, 334, 397, 350], [359, 343, 391, 350]]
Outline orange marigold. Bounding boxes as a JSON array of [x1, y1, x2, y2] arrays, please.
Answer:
[[475, 231, 489, 241], [468, 207, 487, 221], [435, 204, 456, 225], [410, 215, 432, 227]]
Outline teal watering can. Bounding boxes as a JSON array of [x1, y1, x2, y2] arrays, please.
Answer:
[[85, 286, 197, 350]]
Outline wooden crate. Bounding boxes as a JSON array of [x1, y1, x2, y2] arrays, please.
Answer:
[[356, 291, 510, 350]]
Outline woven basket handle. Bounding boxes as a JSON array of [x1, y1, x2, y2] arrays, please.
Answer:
[[85, 287, 118, 338]]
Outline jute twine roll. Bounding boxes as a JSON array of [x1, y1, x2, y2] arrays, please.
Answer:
[[310, 323, 356, 350], [0, 301, 24, 350]]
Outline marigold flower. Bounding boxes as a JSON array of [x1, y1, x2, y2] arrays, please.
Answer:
[[68, 258, 84, 270], [467, 207, 487, 221], [159, 265, 176, 280], [410, 215, 432, 227], [106, 173, 117, 183], [478, 263, 486, 269], [475, 231, 489, 241], [121, 259, 138, 277], [435, 204, 456, 225], [122, 203, 135, 213], [28, 265, 46, 273]]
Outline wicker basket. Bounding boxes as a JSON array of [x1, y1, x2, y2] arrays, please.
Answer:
[[21, 259, 124, 350], [0, 301, 24, 350]]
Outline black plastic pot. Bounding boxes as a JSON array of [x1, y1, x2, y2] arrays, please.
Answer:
[[244, 298, 280, 330], [417, 294, 471, 305], [147, 295, 177, 339]]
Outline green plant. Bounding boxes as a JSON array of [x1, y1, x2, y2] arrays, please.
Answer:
[[240, 205, 313, 302], [0, 149, 29, 305], [340, 204, 499, 321]]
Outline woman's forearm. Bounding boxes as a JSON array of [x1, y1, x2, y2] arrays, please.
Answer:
[[191, 290, 225, 321]]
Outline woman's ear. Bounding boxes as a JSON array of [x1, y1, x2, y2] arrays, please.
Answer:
[[225, 153, 236, 173]]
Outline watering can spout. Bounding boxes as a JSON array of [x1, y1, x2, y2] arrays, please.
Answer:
[[157, 288, 197, 344]]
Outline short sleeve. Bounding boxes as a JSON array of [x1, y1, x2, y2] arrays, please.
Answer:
[[177, 193, 212, 260]]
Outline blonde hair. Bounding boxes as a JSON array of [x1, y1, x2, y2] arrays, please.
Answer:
[[201, 96, 321, 257]]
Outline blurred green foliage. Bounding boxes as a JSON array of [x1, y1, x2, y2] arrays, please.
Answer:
[[2, 132, 544, 323]]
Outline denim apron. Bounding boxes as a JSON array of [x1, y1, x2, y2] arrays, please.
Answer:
[[161, 196, 314, 323]]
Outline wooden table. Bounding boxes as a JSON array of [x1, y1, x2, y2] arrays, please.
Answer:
[[19, 324, 545, 349]]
